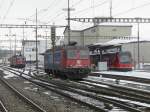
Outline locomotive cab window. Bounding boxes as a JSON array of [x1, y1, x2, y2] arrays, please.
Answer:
[[80, 50, 89, 59], [67, 50, 77, 59], [119, 52, 131, 64]]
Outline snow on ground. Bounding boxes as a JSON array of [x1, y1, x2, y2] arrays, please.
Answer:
[[43, 91, 51, 95], [93, 70, 150, 79], [3, 70, 18, 79]]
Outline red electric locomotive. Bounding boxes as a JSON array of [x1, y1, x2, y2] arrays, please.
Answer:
[[102, 51, 133, 71], [9, 55, 26, 68], [44, 46, 91, 79]]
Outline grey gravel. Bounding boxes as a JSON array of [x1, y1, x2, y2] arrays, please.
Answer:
[[1, 69, 96, 112]]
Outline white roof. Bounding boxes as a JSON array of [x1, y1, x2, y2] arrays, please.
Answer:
[[91, 42, 121, 46], [70, 23, 132, 31], [106, 38, 150, 45]]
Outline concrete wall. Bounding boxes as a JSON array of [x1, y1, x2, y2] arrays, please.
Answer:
[[22, 40, 50, 65], [64, 30, 82, 45], [122, 41, 150, 63], [64, 25, 132, 46], [98, 26, 132, 37]]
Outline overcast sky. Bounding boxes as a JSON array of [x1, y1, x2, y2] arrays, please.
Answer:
[[0, 0, 150, 49]]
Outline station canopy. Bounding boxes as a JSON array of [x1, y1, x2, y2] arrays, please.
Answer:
[[88, 43, 121, 51]]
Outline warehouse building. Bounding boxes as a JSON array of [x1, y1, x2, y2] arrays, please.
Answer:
[[22, 39, 51, 65], [105, 39, 150, 68], [64, 25, 132, 46]]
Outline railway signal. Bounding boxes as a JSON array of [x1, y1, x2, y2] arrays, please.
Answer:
[[51, 26, 56, 75]]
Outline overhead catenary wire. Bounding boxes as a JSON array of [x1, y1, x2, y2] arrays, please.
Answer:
[[114, 1, 150, 17], [46, 12, 66, 24], [38, 0, 64, 20], [2, 0, 15, 23], [72, 0, 108, 15], [71, 0, 84, 7], [22, 0, 62, 25], [0, 0, 4, 10], [91, 0, 95, 17], [28, 0, 58, 18]]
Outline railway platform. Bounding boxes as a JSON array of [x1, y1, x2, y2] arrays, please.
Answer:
[[90, 70, 150, 84]]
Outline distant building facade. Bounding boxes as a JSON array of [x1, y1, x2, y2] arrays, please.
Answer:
[[22, 40, 51, 65], [122, 41, 150, 64], [64, 25, 132, 46]]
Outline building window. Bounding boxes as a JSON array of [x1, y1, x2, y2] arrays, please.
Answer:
[[32, 48, 36, 51], [26, 48, 32, 52], [112, 28, 117, 31], [91, 28, 96, 33]]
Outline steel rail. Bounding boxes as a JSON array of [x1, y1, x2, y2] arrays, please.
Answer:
[[0, 100, 8, 112], [83, 78, 150, 101], [0, 76, 46, 112], [2, 67, 108, 112], [90, 72, 150, 84], [3, 67, 143, 112], [2, 66, 148, 112]]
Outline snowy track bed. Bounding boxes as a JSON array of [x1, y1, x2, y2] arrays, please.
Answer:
[[0, 100, 8, 112], [0, 76, 45, 112], [0, 66, 98, 112], [2, 66, 150, 112], [90, 71, 150, 84]]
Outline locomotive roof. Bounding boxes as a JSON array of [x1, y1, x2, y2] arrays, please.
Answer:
[[10, 54, 24, 58], [45, 45, 88, 53]]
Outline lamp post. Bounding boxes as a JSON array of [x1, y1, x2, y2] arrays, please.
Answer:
[[29, 54, 31, 75], [5, 34, 11, 57], [5, 33, 16, 57], [135, 17, 141, 69], [13, 34, 16, 55], [137, 22, 140, 69], [35, 8, 38, 74], [22, 21, 26, 57], [45, 30, 48, 50]]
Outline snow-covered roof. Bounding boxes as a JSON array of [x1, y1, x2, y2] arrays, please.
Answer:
[[64, 23, 132, 34], [105, 38, 150, 45], [90, 42, 121, 46]]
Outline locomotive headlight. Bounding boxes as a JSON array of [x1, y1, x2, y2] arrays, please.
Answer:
[[76, 60, 81, 65]]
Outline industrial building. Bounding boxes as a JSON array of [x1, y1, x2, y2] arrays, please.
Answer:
[[98, 39, 150, 67], [122, 40, 150, 65], [22, 40, 51, 65], [64, 25, 132, 46], [64, 24, 150, 67]]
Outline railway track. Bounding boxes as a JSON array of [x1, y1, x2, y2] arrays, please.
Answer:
[[2, 67, 108, 112], [2, 66, 150, 112], [0, 100, 8, 112], [90, 72, 150, 84], [81, 78, 150, 103], [0, 74, 46, 112]]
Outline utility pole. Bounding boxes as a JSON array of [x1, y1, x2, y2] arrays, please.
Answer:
[[9, 29, 12, 57], [35, 8, 38, 74], [137, 22, 140, 69], [45, 30, 48, 50], [67, 0, 71, 45], [51, 25, 56, 76], [22, 21, 26, 57], [110, 0, 112, 17], [63, 0, 74, 45], [14, 34, 16, 55]]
